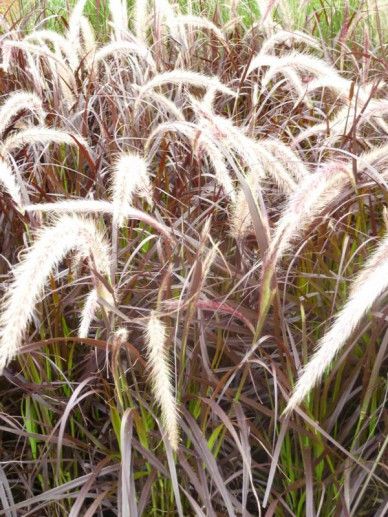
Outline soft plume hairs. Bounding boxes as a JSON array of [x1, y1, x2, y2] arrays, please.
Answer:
[[285, 232, 388, 413], [145, 311, 179, 450], [111, 153, 152, 228], [0, 216, 111, 372], [24, 200, 173, 242], [266, 161, 352, 267], [0, 127, 90, 156], [0, 158, 23, 208], [0, 91, 45, 136]]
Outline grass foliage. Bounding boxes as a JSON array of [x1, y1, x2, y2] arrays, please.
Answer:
[[0, 0, 387, 515]]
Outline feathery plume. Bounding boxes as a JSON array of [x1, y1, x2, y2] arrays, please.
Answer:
[[79, 16, 97, 63], [135, 70, 236, 112], [108, 0, 128, 40], [111, 153, 152, 227], [25, 30, 79, 70], [138, 89, 185, 121], [285, 233, 388, 413], [196, 115, 272, 238], [93, 41, 156, 70], [78, 284, 114, 338], [113, 327, 128, 345], [0, 158, 22, 207], [24, 199, 115, 214], [0, 91, 45, 136], [255, 0, 278, 34], [296, 76, 368, 104], [78, 289, 98, 339], [14, 40, 75, 104], [247, 51, 343, 89], [145, 311, 179, 451], [134, 0, 148, 42], [359, 144, 388, 174], [198, 114, 266, 181], [267, 161, 351, 266], [3, 39, 74, 76], [229, 171, 259, 239], [260, 138, 309, 182], [200, 133, 237, 202], [171, 15, 226, 43], [0, 216, 111, 372], [259, 29, 320, 55], [294, 98, 388, 145], [0, 127, 90, 156], [155, 0, 185, 45], [67, 0, 88, 52], [257, 143, 298, 194], [24, 200, 172, 241]]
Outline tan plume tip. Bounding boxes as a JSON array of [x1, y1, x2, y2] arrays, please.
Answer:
[[112, 153, 153, 227], [229, 172, 260, 240], [285, 233, 388, 414], [2, 40, 65, 67], [145, 311, 179, 450], [0, 216, 111, 373], [260, 138, 309, 182], [249, 51, 342, 84], [79, 16, 96, 61]]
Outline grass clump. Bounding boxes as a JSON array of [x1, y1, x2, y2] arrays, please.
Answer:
[[0, 0, 386, 515]]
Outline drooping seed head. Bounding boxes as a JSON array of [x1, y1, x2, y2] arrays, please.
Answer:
[[145, 311, 179, 450], [0, 215, 111, 372]]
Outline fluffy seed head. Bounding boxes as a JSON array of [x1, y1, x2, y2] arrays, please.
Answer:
[[249, 51, 343, 83], [145, 311, 179, 450], [0, 91, 45, 136], [135, 70, 236, 113], [0, 216, 111, 372], [78, 289, 99, 339], [108, 0, 128, 40], [268, 161, 351, 266], [134, 0, 148, 42], [0, 158, 22, 207], [24, 200, 173, 242], [25, 30, 79, 70], [229, 172, 258, 240], [285, 232, 388, 413], [93, 41, 155, 70], [112, 153, 153, 227], [259, 29, 320, 55], [0, 127, 90, 156], [172, 15, 226, 42], [78, 284, 115, 338], [67, 0, 88, 53]]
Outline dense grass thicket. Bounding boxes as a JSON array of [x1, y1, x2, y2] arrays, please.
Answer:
[[0, 1, 387, 515]]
